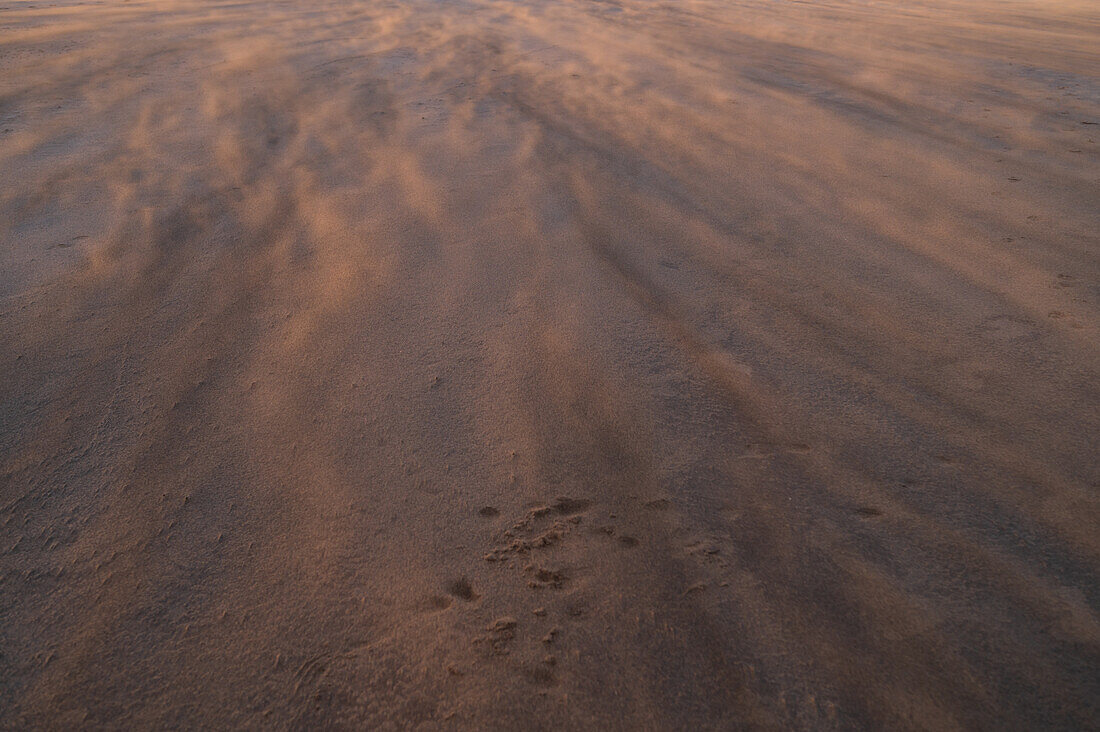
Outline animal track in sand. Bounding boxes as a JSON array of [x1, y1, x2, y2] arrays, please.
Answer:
[[593, 523, 640, 549], [1048, 310, 1084, 328], [489, 616, 518, 633], [471, 499, 597, 685], [525, 566, 566, 590], [676, 529, 741, 601], [482, 497, 589, 562], [474, 616, 519, 656]]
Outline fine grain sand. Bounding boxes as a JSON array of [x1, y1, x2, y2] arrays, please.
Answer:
[[2, 0, 1099, 727]]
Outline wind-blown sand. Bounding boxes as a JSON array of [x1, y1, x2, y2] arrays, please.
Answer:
[[2, 0, 1098, 727]]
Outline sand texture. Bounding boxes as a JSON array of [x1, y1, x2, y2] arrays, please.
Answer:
[[2, 0, 1099, 727]]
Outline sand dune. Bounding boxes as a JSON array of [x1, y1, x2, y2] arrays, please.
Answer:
[[2, 0, 1098, 726]]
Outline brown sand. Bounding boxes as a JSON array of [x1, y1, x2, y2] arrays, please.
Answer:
[[2, 0, 1099, 727]]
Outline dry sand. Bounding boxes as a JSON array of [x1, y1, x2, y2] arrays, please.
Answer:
[[2, 0, 1099, 727]]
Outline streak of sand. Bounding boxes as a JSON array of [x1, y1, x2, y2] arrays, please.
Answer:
[[1, 0, 1098, 727]]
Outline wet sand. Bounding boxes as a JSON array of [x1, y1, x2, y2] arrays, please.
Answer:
[[1, 0, 1099, 727]]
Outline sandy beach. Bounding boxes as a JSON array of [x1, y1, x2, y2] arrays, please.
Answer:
[[1, 0, 1098, 726]]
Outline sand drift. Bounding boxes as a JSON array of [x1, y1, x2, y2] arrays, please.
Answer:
[[1, 0, 1098, 727]]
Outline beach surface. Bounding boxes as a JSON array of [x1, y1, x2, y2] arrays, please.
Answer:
[[1, 0, 1099, 727]]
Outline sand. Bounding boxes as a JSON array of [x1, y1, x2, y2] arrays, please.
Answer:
[[1, 0, 1098, 727]]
